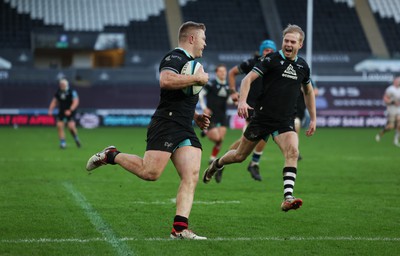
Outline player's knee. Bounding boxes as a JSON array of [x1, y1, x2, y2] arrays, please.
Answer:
[[180, 169, 200, 186], [143, 170, 162, 181], [189, 171, 200, 183], [286, 147, 299, 160]]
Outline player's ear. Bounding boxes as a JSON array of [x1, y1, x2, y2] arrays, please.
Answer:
[[189, 34, 195, 44]]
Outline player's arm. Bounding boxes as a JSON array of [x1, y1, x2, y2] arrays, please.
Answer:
[[383, 93, 394, 105], [48, 97, 57, 116], [65, 92, 79, 116], [313, 87, 319, 97], [198, 89, 211, 115], [237, 71, 258, 119], [159, 67, 208, 90], [302, 82, 316, 136], [310, 79, 319, 96], [228, 65, 240, 102], [70, 98, 79, 111], [70, 91, 79, 111]]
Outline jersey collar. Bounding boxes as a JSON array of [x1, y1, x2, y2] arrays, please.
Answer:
[[216, 77, 226, 85], [175, 47, 193, 59], [279, 50, 298, 62]]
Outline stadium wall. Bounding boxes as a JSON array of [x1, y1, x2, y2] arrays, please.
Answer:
[[0, 49, 397, 128]]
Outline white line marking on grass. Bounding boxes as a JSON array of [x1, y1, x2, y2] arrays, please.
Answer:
[[0, 157, 77, 162], [2, 236, 399, 243], [62, 182, 134, 256], [131, 198, 240, 205], [124, 236, 400, 242], [193, 200, 241, 205], [211, 236, 400, 241], [1, 238, 106, 243]]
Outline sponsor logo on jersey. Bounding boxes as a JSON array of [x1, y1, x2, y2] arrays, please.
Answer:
[[164, 142, 173, 148], [217, 87, 228, 97], [165, 54, 182, 62], [60, 92, 67, 100], [282, 64, 298, 80]]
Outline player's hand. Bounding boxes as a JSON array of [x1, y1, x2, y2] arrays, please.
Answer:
[[230, 92, 240, 104], [305, 120, 316, 137], [204, 108, 212, 116], [64, 109, 72, 116], [237, 101, 253, 119], [195, 113, 211, 130], [195, 66, 209, 85]]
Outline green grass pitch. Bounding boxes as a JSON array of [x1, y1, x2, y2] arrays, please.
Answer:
[[0, 126, 399, 255]]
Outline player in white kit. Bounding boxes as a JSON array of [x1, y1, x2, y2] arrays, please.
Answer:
[[375, 76, 400, 147]]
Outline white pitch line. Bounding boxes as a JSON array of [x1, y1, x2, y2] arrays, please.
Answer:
[[131, 199, 240, 205], [1, 236, 399, 244], [0, 157, 83, 162], [62, 182, 134, 256]]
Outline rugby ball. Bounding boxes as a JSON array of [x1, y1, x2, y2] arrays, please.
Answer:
[[180, 60, 203, 95]]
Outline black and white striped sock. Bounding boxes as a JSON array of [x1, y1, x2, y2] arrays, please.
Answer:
[[283, 167, 297, 199]]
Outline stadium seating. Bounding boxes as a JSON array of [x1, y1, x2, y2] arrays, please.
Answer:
[[0, 0, 398, 77], [276, 0, 371, 53], [2, 0, 398, 55], [4, 0, 166, 31], [333, 0, 354, 8], [1, 0, 170, 51], [0, 0, 399, 113], [368, 0, 400, 57], [0, 0, 63, 48], [180, 0, 270, 52]]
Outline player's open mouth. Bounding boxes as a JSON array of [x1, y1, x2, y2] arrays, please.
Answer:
[[285, 48, 293, 53]]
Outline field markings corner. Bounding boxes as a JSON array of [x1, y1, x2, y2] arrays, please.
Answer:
[[62, 181, 135, 256]]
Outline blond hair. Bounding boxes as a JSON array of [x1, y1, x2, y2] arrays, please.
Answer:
[[283, 24, 305, 44], [178, 21, 206, 43], [59, 78, 69, 86]]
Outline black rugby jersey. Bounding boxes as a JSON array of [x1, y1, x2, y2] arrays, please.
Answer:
[[153, 48, 199, 127], [203, 78, 229, 120], [237, 55, 263, 107], [54, 87, 78, 111], [252, 50, 310, 122]]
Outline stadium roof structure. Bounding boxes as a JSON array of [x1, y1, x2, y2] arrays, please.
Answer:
[[354, 59, 400, 73]]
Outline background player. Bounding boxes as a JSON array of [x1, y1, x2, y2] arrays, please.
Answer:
[[198, 64, 231, 168], [221, 39, 277, 182], [375, 76, 400, 146], [48, 78, 81, 149]]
